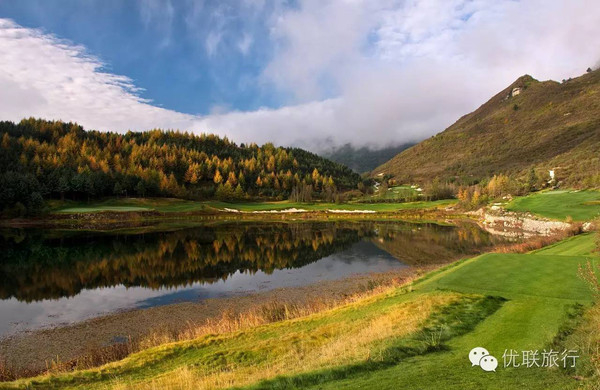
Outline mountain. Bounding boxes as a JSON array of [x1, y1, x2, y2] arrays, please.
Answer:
[[0, 119, 361, 215], [321, 143, 415, 174], [372, 69, 600, 188]]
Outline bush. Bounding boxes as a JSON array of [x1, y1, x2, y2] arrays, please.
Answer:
[[423, 178, 456, 201]]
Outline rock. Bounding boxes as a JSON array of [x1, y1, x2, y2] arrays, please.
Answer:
[[479, 206, 571, 237]]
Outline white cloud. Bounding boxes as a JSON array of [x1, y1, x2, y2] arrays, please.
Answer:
[[0, 19, 194, 132], [1, 0, 600, 153], [254, 0, 600, 149]]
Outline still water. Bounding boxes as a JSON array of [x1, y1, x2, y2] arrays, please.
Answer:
[[0, 221, 506, 336]]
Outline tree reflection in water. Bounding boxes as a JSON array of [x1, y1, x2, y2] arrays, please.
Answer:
[[0, 221, 506, 302]]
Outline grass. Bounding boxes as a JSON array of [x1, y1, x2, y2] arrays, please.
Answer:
[[49, 197, 456, 214], [361, 185, 421, 202], [2, 234, 598, 389], [48, 198, 209, 214], [0, 289, 484, 389], [303, 233, 599, 390], [533, 233, 599, 256], [206, 199, 454, 212], [507, 190, 600, 221]]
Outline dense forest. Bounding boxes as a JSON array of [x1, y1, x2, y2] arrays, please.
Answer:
[[0, 119, 362, 216]]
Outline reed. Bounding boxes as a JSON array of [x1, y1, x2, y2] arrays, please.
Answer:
[[0, 274, 415, 381]]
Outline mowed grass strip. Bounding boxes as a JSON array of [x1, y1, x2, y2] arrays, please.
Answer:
[[295, 233, 599, 389], [421, 253, 593, 301], [507, 190, 600, 221], [206, 199, 455, 212], [50, 198, 208, 213], [533, 233, 598, 256], [50, 197, 456, 214]]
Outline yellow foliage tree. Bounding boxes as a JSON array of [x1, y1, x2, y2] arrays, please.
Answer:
[[213, 169, 223, 184]]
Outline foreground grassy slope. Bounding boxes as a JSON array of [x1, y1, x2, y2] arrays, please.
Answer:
[[3, 234, 597, 389], [507, 190, 600, 221], [1, 292, 499, 389], [307, 234, 598, 390], [373, 69, 600, 186], [49, 197, 455, 214]]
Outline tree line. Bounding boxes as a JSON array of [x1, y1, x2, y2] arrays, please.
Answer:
[[0, 118, 362, 216]]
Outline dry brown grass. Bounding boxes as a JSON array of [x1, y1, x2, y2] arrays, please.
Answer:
[[105, 290, 459, 390], [136, 276, 413, 352], [493, 224, 582, 254], [576, 228, 600, 389], [571, 304, 600, 390]]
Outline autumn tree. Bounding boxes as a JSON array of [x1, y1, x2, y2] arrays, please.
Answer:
[[0, 118, 362, 212]]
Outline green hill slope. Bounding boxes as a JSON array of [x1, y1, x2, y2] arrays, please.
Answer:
[[372, 69, 600, 187]]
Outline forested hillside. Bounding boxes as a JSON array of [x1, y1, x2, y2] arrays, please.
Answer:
[[373, 69, 600, 187], [0, 119, 361, 215]]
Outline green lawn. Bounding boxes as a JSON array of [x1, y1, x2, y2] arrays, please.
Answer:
[[206, 199, 454, 212], [50, 197, 455, 214], [49, 198, 209, 213], [507, 190, 600, 221], [305, 234, 599, 390], [4, 234, 598, 389], [362, 185, 421, 202], [534, 233, 599, 256]]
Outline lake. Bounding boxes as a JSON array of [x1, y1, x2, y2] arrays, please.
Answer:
[[0, 221, 508, 336]]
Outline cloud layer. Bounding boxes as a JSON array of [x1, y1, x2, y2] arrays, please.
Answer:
[[1, 0, 600, 151]]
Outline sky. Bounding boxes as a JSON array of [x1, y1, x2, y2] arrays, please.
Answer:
[[0, 0, 599, 152]]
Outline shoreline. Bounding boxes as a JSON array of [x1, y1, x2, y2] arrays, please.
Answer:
[[0, 209, 461, 230], [0, 198, 460, 230], [0, 267, 427, 374]]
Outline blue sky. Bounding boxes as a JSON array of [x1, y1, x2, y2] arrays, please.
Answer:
[[0, 0, 282, 115], [0, 1, 599, 151]]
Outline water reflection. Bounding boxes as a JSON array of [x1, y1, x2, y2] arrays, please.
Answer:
[[0, 221, 506, 335]]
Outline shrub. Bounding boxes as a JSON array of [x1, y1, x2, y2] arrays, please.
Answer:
[[423, 178, 456, 201]]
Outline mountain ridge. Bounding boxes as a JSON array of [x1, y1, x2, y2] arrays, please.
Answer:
[[320, 143, 415, 174], [372, 69, 600, 187]]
